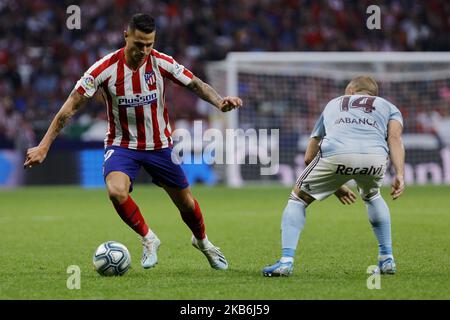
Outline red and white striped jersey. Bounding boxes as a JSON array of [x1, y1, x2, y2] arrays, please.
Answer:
[[75, 48, 194, 150]]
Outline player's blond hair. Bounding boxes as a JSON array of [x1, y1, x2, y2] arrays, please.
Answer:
[[346, 76, 379, 96]]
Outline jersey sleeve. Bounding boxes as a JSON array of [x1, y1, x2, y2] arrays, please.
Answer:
[[388, 103, 404, 127], [154, 51, 194, 86], [74, 72, 102, 98], [74, 51, 117, 98], [310, 113, 326, 138]]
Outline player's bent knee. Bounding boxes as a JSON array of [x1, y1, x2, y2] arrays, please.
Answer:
[[177, 197, 195, 212], [107, 184, 129, 204], [165, 186, 195, 212], [361, 190, 380, 202], [291, 187, 315, 205]]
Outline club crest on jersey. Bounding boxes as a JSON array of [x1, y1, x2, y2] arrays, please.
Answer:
[[144, 71, 156, 88]]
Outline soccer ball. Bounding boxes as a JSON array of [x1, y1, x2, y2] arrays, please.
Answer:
[[93, 241, 131, 276]]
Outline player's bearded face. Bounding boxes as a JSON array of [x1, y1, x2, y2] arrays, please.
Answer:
[[125, 29, 155, 63]]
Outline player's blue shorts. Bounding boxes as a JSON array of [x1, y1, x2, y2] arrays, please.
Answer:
[[103, 146, 189, 192]]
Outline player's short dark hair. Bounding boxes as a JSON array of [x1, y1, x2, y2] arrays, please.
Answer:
[[128, 14, 155, 33]]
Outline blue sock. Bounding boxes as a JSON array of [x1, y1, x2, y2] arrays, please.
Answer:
[[365, 195, 392, 256], [281, 198, 307, 260]]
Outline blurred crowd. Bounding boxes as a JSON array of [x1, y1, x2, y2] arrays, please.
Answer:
[[238, 76, 450, 152], [0, 0, 449, 150]]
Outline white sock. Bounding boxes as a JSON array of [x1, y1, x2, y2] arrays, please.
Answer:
[[281, 200, 306, 255], [378, 254, 393, 261], [280, 257, 294, 263], [144, 229, 157, 240], [365, 196, 393, 257], [195, 235, 212, 249]]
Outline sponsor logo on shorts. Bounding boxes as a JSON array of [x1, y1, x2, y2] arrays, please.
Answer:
[[104, 149, 115, 161], [336, 164, 383, 175]]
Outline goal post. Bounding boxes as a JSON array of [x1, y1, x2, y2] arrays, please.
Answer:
[[206, 52, 450, 187]]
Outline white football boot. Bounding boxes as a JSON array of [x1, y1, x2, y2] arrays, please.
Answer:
[[141, 233, 161, 269], [191, 235, 228, 270], [376, 255, 397, 274]]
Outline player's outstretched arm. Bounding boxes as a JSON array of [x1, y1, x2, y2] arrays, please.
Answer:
[[187, 76, 243, 112], [387, 119, 405, 199], [24, 90, 88, 169]]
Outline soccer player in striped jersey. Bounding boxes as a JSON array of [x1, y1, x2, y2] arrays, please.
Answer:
[[262, 76, 405, 277], [24, 14, 242, 271]]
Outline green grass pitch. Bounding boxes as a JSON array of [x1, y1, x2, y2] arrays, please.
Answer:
[[1, 185, 449, 299]]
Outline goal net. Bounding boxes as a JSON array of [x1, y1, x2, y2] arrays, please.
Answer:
[[205, 52, 450, 187]]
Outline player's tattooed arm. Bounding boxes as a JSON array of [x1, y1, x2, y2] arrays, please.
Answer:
[[43, 89, 87, 147], [187, 76, 243, 112], [187, 76, 223, 108], [24, 90, 88, 168]]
